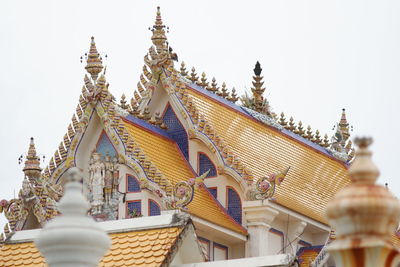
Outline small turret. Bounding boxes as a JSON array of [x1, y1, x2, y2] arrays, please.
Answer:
[[85, 37, 103, 81], [150, 6, 168, 53], [23, 137, 41, 181]]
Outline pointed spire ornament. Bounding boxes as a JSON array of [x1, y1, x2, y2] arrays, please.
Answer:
[[228, 87, 239, 103], [339, 108, 350, 142], [327, 137, 400, 266], [279, 112, 287, 127], [198, 72, 209, 88], [322, 134, 330, 148], [85, 37, 104, 81], [189, 67, 198, 83], [119, 94, 128, 110], [288, 117, 295, 131], [150, 6, 168, 53], [23, 137, 42, 180], [312, 130, 322, 144], [306, 125, 313, 140], [209, 77, 219, 93], [251, 61, 267, 113], [220, 82, 229, 98], [180, 61, 188, 77]]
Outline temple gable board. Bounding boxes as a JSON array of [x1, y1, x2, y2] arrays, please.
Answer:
[[0, 6, 396, 267]]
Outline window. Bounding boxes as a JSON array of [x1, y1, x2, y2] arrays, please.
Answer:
[[227, 187, 242, 224], [127, 175, 141, 192], [148, 199, 161, 216], [198, 153, 217, 178], [126, 201, 141, 218], [208, 187, 218, 199], [162, 105, 189, 160], [213, 242, 228, 261]]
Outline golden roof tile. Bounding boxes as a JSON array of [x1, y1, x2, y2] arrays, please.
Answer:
[[123, 121, 248, 235], [186, 87, 349, 223], [0, 226, 184, 267]]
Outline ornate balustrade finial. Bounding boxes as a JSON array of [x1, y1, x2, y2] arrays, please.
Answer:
[[35, 167, 111, 267], [326, 137, 400, 266]]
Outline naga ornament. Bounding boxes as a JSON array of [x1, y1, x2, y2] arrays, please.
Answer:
[[247, 167, 290, 200], [166, 170, 210, 210]]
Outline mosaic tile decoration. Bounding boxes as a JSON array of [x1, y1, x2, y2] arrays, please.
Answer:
[[149, 199, 161, 216], [162, 105, 189, 160], [96, 132, 117, 159], [198, 153, 217, 177], [127, 175, 141, 192], [227, 187, 242, 224]]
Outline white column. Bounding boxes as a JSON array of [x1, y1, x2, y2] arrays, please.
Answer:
[[243, 200, 279, 257], [35, 167, 111, 267]]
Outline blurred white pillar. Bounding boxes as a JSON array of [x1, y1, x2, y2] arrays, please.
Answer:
[[35, 167, 111, 267]]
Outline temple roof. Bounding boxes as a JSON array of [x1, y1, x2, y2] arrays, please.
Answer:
[[0, 214, 203, 267], [123, 118, 248, 235], [185, 83, 349, 224]]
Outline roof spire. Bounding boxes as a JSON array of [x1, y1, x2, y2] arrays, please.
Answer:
[[150, 6, 168, 53], [23, 137, 41, 180], [85, 37, 103, 81], [339, 108, 350, 142]]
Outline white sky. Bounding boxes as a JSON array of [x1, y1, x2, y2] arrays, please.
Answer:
[[1, 0, 399, 229]]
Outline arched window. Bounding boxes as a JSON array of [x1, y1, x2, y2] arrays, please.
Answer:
[[208, 187, 218, 199], [148, 199, 161, 216], [162, 105, 189, 160], [226, 187, 242, 224], [127, 175, 141, 192], [198, 153, 217, 178], [127, 200, 141, 218]]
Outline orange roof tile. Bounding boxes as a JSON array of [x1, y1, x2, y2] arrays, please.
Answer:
[[298, 247, 320, 267], [124, 120, 248, 235], [186, 87, 349, 224], [0, 227, 184, 267]]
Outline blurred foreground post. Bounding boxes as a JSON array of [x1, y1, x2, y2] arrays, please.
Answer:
[[35, 167, 111, 267], [326, 137, 400, 266]]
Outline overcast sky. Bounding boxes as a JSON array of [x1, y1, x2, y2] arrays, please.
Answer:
[[1, 0, 399, 228]]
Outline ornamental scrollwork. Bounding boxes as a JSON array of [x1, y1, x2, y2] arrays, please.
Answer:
[[247, 167, 290, 200]]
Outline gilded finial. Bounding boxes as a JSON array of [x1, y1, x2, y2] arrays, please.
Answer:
[[322, 134, 330, 147], [295, 121, 305, 137], [189, 67, 198, 83], [306, 125, 313, 140], [279, 112, 287, 127], [288, 117, 295, 131], [180, 61, 188, 76], [313, 130, 322, 144], [209, 77, 219, 93], [220, 82, 229, 98], [251, 61, 267, 112], [150, 6, 168, 53], [119, 94, 128, 110], [228, 87, 239, 103], [198, 72, 209, 88], [85, 37, 104, 81]]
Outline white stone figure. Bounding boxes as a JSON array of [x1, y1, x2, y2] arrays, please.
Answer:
[[112, 156, 119, 195], [35, 167, 111, 267], [104, 153, 113, 205], [89, 152, 105, 214]]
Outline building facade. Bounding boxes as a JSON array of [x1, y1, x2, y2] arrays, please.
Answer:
[[1, 7, 396, 267]]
